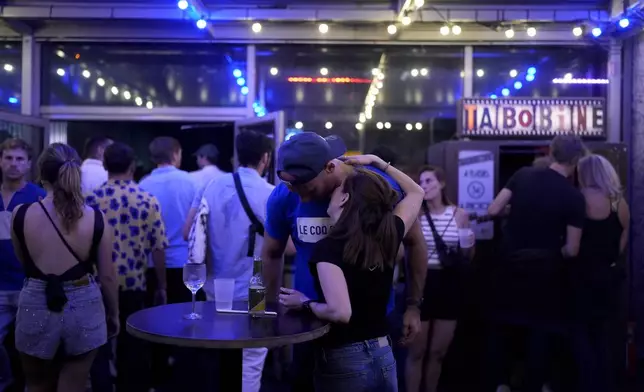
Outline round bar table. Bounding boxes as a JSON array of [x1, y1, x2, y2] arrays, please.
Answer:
[[127, 301, 329, 391]]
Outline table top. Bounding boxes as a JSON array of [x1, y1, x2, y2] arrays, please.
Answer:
[[126, 301, 330, 349]]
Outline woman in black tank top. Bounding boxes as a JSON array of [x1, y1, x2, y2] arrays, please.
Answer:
[[573, 154, 629, 392], [11, 144, 118, 392]]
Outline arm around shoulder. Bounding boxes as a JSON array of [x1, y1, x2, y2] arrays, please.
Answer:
[[618, 197, 630, 254]]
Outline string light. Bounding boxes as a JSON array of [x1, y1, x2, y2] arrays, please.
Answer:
[[509, 69, 518, 78], [553, 78, 609, 84], [56, 68, 65, 76], [505, 28, 515, 38], [325, 121, 333, 129], [320, 67, 329, 76], [270, 67, 279, 76], [440, 25, 450, 36], [414, 0, 425, 8], [196, 19, 207, 29], [401, 16, 412, 26], [177, 0, 188, 10], [3, 64, 13, 72], [319, 24, 329, 34], [420, 68, 428, 76], [252, 22, 262, 33], [384, 122, 391, 129], [476, 69, 485, 77], [573, 26, 583, 36], [527, 27, 537, 37], [387, 25, 398, 35], [295, 122, 303, 129], [451, 25, 462, 35]]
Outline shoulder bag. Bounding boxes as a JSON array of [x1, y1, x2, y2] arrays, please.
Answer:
[[423, 205, 466, 269], [233, 172, 265, 257]]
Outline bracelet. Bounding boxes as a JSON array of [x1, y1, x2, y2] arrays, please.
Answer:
[[382, 161, 391, 172]]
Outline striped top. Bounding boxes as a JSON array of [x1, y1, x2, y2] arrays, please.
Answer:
[[420, 206, 459, 268]]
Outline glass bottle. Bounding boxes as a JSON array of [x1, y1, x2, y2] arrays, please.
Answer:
[[248, 256, 266, 317]]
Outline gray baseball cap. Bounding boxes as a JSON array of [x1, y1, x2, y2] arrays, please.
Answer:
[[277, 132, 347, 185]]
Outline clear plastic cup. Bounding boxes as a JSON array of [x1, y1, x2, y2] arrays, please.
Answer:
[[458, 228, 475, 248], [214, 278, 235, 311]]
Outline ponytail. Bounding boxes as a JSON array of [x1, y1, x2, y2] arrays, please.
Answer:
[[38, 143, 85, 233], [53, 160, 84, 232]]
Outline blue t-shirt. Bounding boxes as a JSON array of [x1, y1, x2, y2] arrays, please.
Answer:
[[265, 166, 402, 314], [0, 183, 46, 290]]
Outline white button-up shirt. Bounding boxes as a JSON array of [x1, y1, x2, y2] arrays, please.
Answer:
[[199, 167, 274, 301], [80, 159, 108, 195], [190, 165, 225, 191]]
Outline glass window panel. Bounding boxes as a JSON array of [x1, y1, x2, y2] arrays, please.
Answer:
[[256, 45, 462, 167], [41, 43, 247, 107], [0, 43, 22, 112], [473, 46, 608, 99]]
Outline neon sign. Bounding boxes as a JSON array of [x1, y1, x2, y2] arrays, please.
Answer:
[[459, 98, 606, 138]]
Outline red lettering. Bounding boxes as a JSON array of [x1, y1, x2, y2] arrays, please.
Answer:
[[518, 110, 533, 128]]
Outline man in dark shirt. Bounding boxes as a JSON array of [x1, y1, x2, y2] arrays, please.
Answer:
[[487, 134, 587, 392]]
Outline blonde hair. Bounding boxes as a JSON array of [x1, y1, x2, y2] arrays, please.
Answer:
[[577, 154, 622, 199], [38, 143, 84, 232]]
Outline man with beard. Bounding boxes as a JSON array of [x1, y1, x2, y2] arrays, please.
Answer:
[[262, 132, 427, 391], [0, 139, 45, 390]]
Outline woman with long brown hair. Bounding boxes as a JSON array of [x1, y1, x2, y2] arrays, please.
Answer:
[[10, 143, 118, 392], [405, 165, 475, 392], [279, 154, 424, 392]]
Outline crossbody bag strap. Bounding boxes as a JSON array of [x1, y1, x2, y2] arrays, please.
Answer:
[[233, 172, 265, 257], [423, 204, 448, 252], [37, 201, 83, 263]]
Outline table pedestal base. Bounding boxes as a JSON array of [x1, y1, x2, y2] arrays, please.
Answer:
[[218, 349, 243, 391]]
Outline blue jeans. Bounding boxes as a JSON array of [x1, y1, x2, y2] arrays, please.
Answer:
[[0, 290, 19, 391], [314, 336, 398, 392]]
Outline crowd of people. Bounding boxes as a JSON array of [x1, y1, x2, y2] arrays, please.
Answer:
[[0, 130, 628, 392]]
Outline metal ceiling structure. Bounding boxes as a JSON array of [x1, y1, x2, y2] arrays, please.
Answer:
[[0, 0, 611, 44]]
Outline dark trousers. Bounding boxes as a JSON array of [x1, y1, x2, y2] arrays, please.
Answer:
[[90, 343, 113, 392], [486, 323, 559, 392], [147, 268, 207, 390], [116, 290, 149, 392], [290, 341, 316, 392], [573, 320, 615, 392]]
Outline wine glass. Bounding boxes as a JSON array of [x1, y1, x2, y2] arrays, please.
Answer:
[[183, 262, 206, 320]]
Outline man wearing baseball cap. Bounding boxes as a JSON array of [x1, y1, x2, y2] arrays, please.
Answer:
[[262, 132, 428, 390]]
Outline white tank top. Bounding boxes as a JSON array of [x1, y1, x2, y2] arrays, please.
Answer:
[[420, 206, 459, 268]]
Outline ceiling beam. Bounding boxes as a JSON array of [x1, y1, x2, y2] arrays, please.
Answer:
[[0, 4, 609, 24], [28, 21, 593, 44], [0, 19, 32, 35]]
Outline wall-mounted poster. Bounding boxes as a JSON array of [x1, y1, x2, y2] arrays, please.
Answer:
[[459, 98, 606, 138], [458, 150, 495, 240]]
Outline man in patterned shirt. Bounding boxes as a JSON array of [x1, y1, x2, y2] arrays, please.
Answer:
[[86, 142, 168, 392]]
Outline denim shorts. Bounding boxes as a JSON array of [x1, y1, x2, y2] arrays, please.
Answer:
[[314, 336, 398, 392], [15, 277, 107, 360]]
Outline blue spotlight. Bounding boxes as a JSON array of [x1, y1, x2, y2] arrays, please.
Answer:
[[526, 74, 535, 82], [233, 69, 242, 78], [619, 18, 630, 28], [501, 88, 510, 97], [236, 78, 246, 86], [490, 94, 498, 99], [196, 19, 207, 29], [527, 67, 536, 75], [241, 86, 249, 95], [8, 97, 18, 104], [591, 27, 602, 37], [177, 0, 189, 10], [514, 81, 523, 90]]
